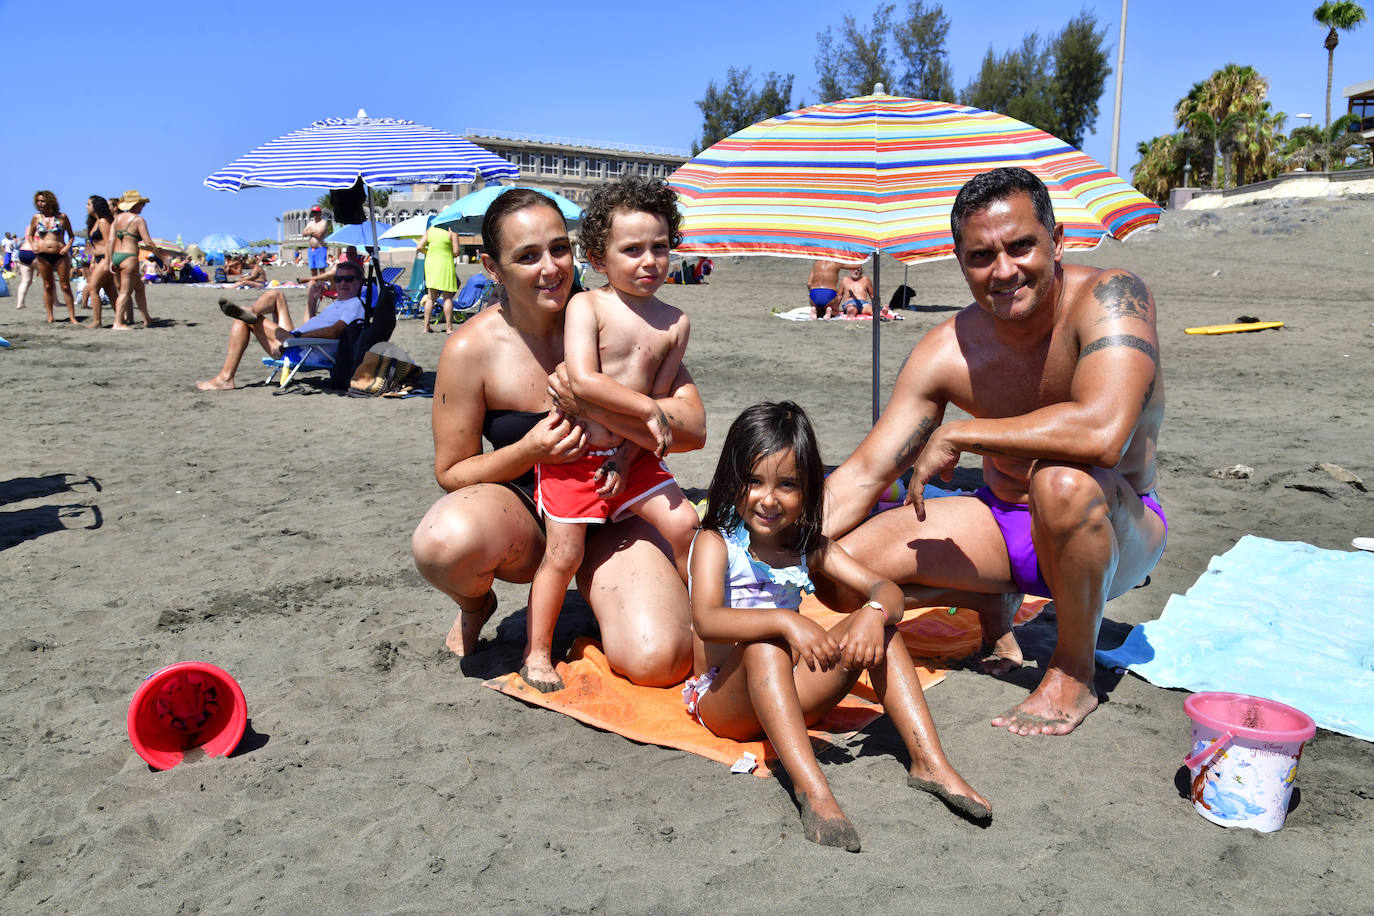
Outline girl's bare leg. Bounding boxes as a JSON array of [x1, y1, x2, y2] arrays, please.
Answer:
[[112, 262, 134, 329], [869, 628, 991, 819], [522, 520, 585, 692], [56, 259, 77, 322], [133, 276, 154, 325], [36, 259, 56, 322]]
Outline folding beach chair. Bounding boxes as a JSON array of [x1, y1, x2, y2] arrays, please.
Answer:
[[260, 274, 399, 390], [396, 252, 425, 319]]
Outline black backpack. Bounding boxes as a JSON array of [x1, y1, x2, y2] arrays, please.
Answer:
[[329, 273, 398, 389]]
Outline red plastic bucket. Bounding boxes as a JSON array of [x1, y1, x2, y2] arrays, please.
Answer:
[[1183, 692, 1315, 832], [127, 661, 247, 770]]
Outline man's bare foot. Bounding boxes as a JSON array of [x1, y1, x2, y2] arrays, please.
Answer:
[[973, 630, 1024, 676], [111, 323, 133, 331], [991, 667, 1099, 736], [519, 661, 564, 693], [907, 769, 992, 821], [797, 792, 861, 852], [83, 320, 102, 329], [195, 377, 235, 391], [444, 591, 497, 657], [218, 298, 260, 324]]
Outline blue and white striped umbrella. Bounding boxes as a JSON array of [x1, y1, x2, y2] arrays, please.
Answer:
[[204, 113, 519, 191], [199, 232, 250, 252]]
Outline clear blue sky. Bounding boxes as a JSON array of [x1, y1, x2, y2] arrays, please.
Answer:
[[3, 0, 1369, 244]]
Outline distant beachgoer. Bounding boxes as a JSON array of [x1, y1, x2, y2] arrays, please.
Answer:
[[26, 190, 77, 324], [109, 190, 157, 329], [81, 196, 120, 328], [234, 255, 268, 289], [195, 260, 367, 391], [2, 232, 14, 271], [302, 206, 331, 276], [837, 264, 881, 317], [806, 259, 841, 319], [410, 188, 704, 687], [417, 215, 460, 334], [13, 235, 36, 310], [822, 166, 1166, 737], [687, 401, 990, 851]]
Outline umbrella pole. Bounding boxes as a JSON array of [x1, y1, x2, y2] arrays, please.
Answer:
[[364, 181, 381, 279], [871, 251, 881, 425]]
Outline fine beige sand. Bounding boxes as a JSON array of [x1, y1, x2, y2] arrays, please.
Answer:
[[1, 198, 1371, 912]]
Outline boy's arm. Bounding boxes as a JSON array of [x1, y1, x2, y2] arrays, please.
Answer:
[[549, 361, 706, 456]]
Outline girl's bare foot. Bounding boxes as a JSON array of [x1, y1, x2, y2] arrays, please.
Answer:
[[907, 768, 992, 821], [797, 792, 861, 852], [444, 591, 497, 657], [195, 377, 235, 390]]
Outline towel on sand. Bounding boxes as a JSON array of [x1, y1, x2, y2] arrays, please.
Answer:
[[1096, 535, 1374, 742], [486, 595, 1049, 775]]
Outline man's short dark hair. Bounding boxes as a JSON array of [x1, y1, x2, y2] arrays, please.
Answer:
[[950, 167, 1056, 250]]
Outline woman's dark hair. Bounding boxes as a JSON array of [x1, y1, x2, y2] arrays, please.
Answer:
[[86, 195, 113, 234], [577, 175, 682, 261], [33, 190, 58, 214], [949, 166, 1056, 250], [480, 188, 567, 260], [702, 401, 825, 554]]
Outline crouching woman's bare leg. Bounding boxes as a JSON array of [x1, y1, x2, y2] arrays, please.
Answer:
[[577, 515, 693, 687], [411, 484, 545, 657]]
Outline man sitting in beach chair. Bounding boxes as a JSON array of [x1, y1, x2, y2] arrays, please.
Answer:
[[195, 260, 369, 392]]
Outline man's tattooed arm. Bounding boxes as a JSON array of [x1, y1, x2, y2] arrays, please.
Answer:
[[1092, 273, 1153, 325], [894, 416, 933, 467], [1079, 334, 1157, 363]]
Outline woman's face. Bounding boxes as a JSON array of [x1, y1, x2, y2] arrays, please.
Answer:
[[482, 205, 573, 315]]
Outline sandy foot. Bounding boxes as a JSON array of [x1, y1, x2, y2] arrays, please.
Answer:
[[797, 792, 861, 852], [991, 668, 1100, 736], [444, 592, 497, 657]]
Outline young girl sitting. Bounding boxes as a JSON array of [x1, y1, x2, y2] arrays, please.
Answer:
[[685, 401, 991, 852]]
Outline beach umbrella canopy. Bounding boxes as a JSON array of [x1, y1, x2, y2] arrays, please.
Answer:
[[432, 185, 583, 235], [325, 222, 415, 250], [378, 213, 432, 241], [204, 111, 518, 262], [150, 238, 186, 255], [198, 233, 250, 253], [668, 90, 1162, 421]]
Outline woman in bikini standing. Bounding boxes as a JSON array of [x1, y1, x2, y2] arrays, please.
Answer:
[[26, 190, 78, 324], [81, 195, 120, 328], [411, 189, 706, 686], [109, 190, 157, 329]]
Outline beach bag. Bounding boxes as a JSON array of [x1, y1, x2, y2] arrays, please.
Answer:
[[348, 342, 422, 397], [888, 284, 917, 310], [214, 267, 227, 284], [0, 274, 8, 297]]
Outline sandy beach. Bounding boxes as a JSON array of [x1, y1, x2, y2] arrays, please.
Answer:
[[1, 198, 1372, 912]]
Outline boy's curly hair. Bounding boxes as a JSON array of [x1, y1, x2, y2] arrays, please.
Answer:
[[578, 175, 682, 261]]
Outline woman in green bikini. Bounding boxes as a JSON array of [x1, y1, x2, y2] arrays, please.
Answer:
[[26, 190, 78, 324], [109, 190, 157, 329]]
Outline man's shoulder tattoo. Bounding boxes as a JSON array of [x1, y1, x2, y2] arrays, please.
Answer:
[[1079, 334, 1157, 363], [1092, 273, 1153, 324]]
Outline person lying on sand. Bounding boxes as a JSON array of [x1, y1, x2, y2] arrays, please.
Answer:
[[195, 261, 366, 391], [820, 167, 1166, 737]]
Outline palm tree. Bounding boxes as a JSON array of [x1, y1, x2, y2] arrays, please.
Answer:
[[1175, 65, 1272, 188], [1313, 2, 1368, 170]]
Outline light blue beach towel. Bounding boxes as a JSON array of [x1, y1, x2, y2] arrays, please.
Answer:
[[1096, 535, 1374, 741]]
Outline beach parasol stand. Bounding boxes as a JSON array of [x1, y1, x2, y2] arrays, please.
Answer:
[[127, 661, 247, 770], [204, 111, 518, 279], [669, 86, 1162, 423]]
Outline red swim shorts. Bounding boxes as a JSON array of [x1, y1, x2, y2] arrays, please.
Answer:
[[536, 449, 677, 524]]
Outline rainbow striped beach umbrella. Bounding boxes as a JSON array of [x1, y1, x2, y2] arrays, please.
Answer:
[[669, 93, 1159, 265], [669, 92, 1161, 420]]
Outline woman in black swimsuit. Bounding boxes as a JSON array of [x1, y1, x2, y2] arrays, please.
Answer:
[[81, 195, 120, 327], [411, 189, 707, 686], [26, 190, 78, 324]]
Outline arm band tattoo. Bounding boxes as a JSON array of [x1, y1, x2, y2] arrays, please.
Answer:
[[1079, 334, 1157, 362]]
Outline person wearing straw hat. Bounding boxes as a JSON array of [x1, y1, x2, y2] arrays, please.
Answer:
[[109, 190, 158, 329], [821, 167, 1166, 738]]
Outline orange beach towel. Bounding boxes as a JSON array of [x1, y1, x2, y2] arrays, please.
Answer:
[[485, 596, 1048, 777]]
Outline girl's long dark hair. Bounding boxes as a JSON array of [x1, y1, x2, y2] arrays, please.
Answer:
[[702, 401, 825, 555]]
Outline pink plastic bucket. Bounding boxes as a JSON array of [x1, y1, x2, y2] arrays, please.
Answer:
[[127, 662, 247, 771], [1183, 692, 1315, 832]]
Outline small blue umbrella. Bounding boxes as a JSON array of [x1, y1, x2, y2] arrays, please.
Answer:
[[204, 111, 519, 259], [433, 185, 582, 234], [325, 222, 415, 250], [199, 233, 250, 252]]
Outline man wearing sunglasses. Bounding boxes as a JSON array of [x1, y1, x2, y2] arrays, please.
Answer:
[[195, 263, 368, 391]]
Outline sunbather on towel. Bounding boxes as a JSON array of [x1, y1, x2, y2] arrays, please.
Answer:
[[837, 264, 879, 317], [821, 167, 1167, 737], [195, 261, 366, 391], [806, 258, 841, 319]]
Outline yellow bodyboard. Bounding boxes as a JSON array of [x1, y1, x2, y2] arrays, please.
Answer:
[[1185, 321, 1284, 335]]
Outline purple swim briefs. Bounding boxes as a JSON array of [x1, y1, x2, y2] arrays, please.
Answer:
[[973, 486, 1166, 599]]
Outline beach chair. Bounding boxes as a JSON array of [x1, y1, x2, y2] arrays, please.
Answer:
[[453, 273, 493, 318], [260, 276, 399, 391], [261, 337, 339, 388], [396, 252, 425, 319]]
